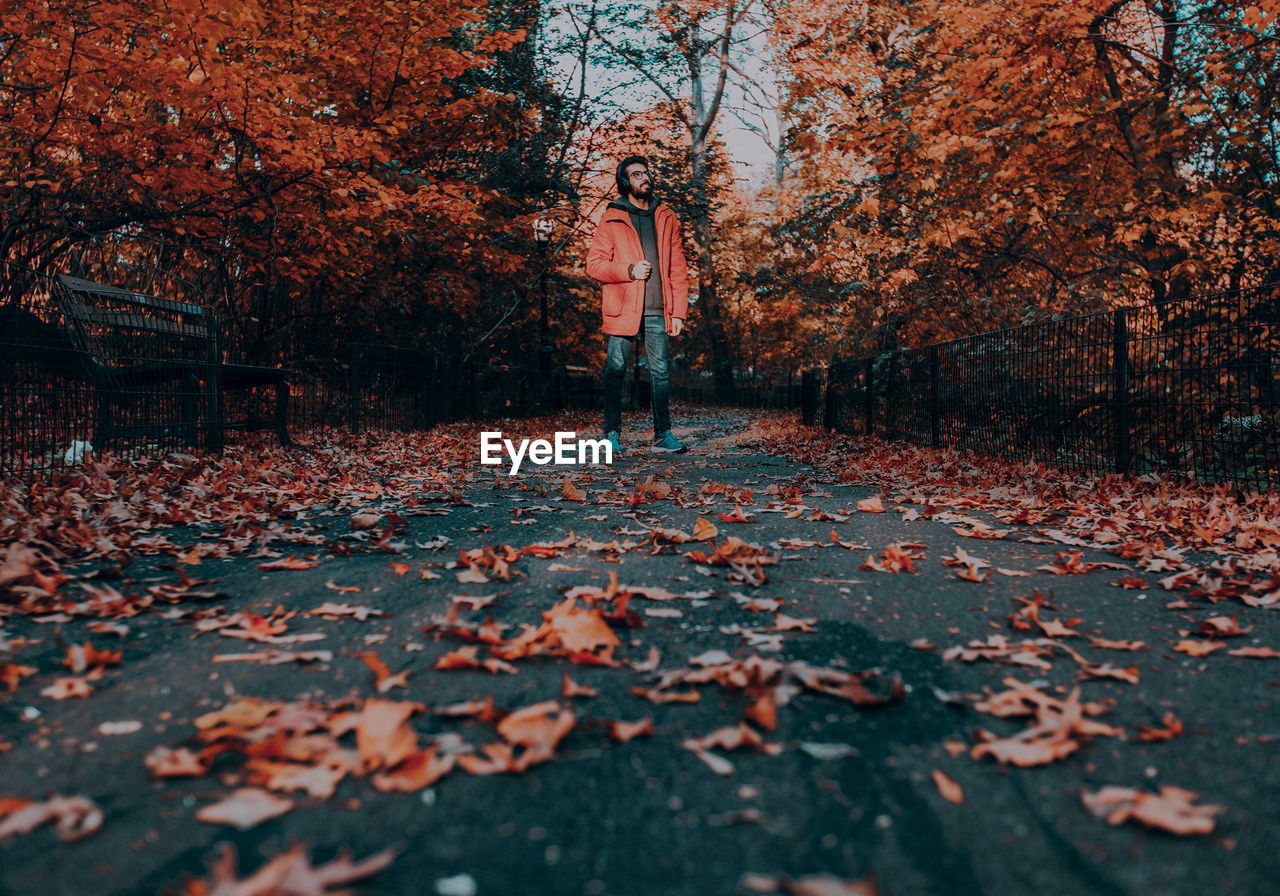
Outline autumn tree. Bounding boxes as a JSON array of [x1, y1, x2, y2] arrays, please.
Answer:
[[0, 0, 550, 362], [770, 0, 1280, 351]]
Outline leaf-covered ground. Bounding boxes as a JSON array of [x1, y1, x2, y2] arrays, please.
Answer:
[[1, 406, 1278, 896]]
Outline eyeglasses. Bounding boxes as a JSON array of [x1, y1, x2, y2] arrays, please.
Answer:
[[628, 170, 651, 180]]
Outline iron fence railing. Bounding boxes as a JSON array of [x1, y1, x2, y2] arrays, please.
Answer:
[[9, 258, 1274, 490], [814, 286, 1280, 491], [0, 264, 607, 477]]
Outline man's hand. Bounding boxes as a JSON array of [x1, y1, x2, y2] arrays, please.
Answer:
[[630, 260, 652, 280], [668, 318, 684, 337]]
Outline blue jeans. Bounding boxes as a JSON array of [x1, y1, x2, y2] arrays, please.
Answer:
[[603, 315, 670, 438]]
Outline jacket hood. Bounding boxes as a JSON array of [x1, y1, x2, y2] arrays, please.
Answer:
[[608, 198, 661, 217]]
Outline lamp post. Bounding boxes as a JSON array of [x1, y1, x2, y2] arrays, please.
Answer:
[[533, 214, 554, 378]]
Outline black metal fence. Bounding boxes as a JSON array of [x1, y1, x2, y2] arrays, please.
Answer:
[[8, 259, 1275, 490], [0, 262, 609, 478], [816, 286, 1280, 491]]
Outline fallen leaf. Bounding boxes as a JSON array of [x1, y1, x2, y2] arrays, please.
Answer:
[[1081, 785, 1226, 835], [0, 794, 103, 843], [41, 677, 93, 699], [1197, 615, 1252, 637], [631, 686, 700, 704], [691, 517, 719, 541], [256, 555, 319, 571], [62, 642, 121, 674], [607, 717, 654, 742], [773, 613, 817, 633], [187, 843, 398, 894], [1136, 712, 1184, 742], [145, 746, 210, 778], [740, 871, 879, 895], [195, 788, 293, 830], [1227, 646, 1280, 659], [562, 477, 588, 502], [97, 720, 142, 736], [932, 770, 964, 805], [0, 663, 36, 693], [561, 672, 598, 698], [358, 652, 409, 693], [496, 700, 576, 770], [1174, 640, 1226, 657], [355, 700, 420, 771]]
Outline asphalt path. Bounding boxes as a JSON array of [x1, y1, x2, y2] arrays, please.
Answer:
[[1, 408, 1277, 895]]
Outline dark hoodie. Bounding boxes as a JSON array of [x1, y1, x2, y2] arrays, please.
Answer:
[[610, 197, 665, 315]]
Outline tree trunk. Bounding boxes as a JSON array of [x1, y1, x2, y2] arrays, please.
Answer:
[[689, 135, 735, 401]]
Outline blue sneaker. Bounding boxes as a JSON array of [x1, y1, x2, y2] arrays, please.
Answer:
[[651, 431, 687, 453], [605, 430, 622, 460]]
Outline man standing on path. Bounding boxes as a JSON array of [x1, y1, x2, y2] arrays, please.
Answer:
[[586, 155, 690, 456]]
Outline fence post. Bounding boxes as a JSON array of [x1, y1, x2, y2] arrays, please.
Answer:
[[347, 343, 360, 433], [930, 344, 940, 449], [204, 314, 224, 453], [800, 369, 817, 426], [1113, 310, 1130, 474], [824, 364, 837, 431], [864, 357, 874, 436]]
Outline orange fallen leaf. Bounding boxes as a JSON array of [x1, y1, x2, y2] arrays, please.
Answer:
[[195, 697, 283, 730], [62, 642, 121, 674], [496, 700, 576, 770], [357, 652, 409, 693], [562, 477, 588, 502], [562, 672, 599, 698], [861, 543, 920, 573], [145, 746, 210, 778], [355, 700, 420, 772], [691, 516, 719, 541], [41, 677, 93, 699], [716, 504, 755, 523], [1081, 785, 1225, 835], [1174, 640, 1226, 657], [1136, 712, 1184, 742], [195, 788, 293, 830], [607, 717, 654, 743], [740, 871, 878, 895], [186, 843, 397, 894], [932, 769, 964, 805], [745, 691, 778, 731], [256, 555, 319, 571], [856, 495, 885, 513], [0, 663, 36, 693], [0, 794, 103, 843], [773, 613, 817, 633], [1088, 636, 1144, 651], [1227, 646, 1280, 659], [544, 597, 621, 653], [631, 686, 701, 704], [372, 746, 456, 792], [1197, 615, 1252, 637]]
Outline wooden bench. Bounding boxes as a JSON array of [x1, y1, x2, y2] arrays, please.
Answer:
[[51, 274, 292, 452]]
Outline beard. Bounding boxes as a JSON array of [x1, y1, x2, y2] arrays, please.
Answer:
[[629, 181, 653, 201]]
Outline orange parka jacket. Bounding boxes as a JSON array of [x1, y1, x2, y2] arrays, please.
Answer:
[[585, 201, 690, 337]]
